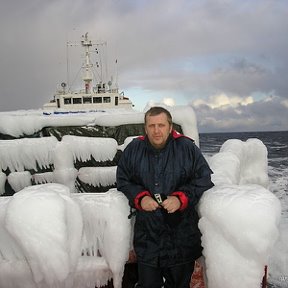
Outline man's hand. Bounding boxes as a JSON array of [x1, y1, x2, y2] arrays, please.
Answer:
[[162, 196, 181, 213], [140, 196, 160, 211]]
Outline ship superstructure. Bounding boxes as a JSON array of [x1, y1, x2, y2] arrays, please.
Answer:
[[43, 33, 133, 110]]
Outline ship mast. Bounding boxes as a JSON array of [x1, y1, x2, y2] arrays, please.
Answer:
[[81, 33, 93, 94]]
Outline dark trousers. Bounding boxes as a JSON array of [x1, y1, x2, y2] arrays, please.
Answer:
[[137, 261, 195, 288], [122, 263, 138, 288]]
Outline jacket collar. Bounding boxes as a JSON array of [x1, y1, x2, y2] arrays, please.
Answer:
[[143, 129, 185, 152], [138, 129, 185, 141]]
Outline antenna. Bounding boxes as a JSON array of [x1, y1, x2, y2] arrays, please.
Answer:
[[65, 33, 108, 93], [81, 32, 93, 94], [66, 40, 70, 92], [115, 58, 119, 90]]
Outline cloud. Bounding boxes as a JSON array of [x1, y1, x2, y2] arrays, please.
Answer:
[[282, 99, 288, 108], [192, 93, 254, 109], [192, 95, 288, 133], [144, 97, 176, 109], [0, 0, 287, 132]]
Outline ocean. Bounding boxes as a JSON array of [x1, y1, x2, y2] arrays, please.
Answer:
[[199, 130, 288, 209], [199, 130, 288, 288]]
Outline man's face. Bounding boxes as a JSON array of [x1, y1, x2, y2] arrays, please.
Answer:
[[145, 112, 172, 149]]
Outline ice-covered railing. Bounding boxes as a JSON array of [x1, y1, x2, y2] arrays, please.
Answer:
[[61, 135, 118, 163], [0, 183, 131, 288], [0, 136, 121, 195], [78, 167, 117, 187], [0, 137, 58, 194], [198, 138, 281, 288], [0, 136, 57, 172], [0, 105, 199, 195], [73, 190, 131, 288], [0, 105, 199, 145], [54, 135, 120, 193], [0, 104, 283, 287]]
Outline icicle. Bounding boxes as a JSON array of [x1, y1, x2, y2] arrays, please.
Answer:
[[0, 137, 58, 172], [62, 136, 118, 162], [78, 167, 117, 187], [0, 172, 6, 195], [8, 171, 32, 192]]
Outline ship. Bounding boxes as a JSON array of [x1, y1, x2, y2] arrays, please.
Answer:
[[0, 34, 273, 288], [43, 33, 134, 111]]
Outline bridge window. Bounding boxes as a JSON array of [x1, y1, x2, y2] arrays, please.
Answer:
[[93, 97, 102, 103], [64, 98, 72, 104], [103, 97, 111, 103], [83, 97, 92, 104], [72, 97, 82, 104]]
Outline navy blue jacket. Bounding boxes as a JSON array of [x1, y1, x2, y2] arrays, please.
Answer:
[[116, 130, 214, 267]]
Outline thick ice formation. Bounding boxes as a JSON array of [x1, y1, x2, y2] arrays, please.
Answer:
[[0, 134, 121, 194], [73, 190, 131, 288], [199, 185, 281, 288], [61, 135, 118, 163], [199, 138, 281, 288], [218, 138, 269, 187], [0, 172, 6, 195], [78, 167, 117, 187], [0, 106, 283, 288], [53, 141, 78, 193], [8, 171, 32, 192], [0, 184, 131, 288], [6, 184, 81, 286], [0, 137, 58, 172], [32, 172, 54, 185], [0, 105, 199, 146], [0, 113, 45, 137]]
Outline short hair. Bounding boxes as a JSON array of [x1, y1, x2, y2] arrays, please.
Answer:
[[144, 106, 172, 125]]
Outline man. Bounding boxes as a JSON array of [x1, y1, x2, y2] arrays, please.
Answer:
[[117, 106, 213, 288]]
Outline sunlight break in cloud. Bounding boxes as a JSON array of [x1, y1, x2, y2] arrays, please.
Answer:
[[146, 97, 176, 108], [191, 95, 288, 133], [192, 93, 254, 109], [282, 99, 288, 108], [161, 97, 176, 107]]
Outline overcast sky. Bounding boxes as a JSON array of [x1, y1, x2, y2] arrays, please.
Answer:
[[0, 0, 287, 133]]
